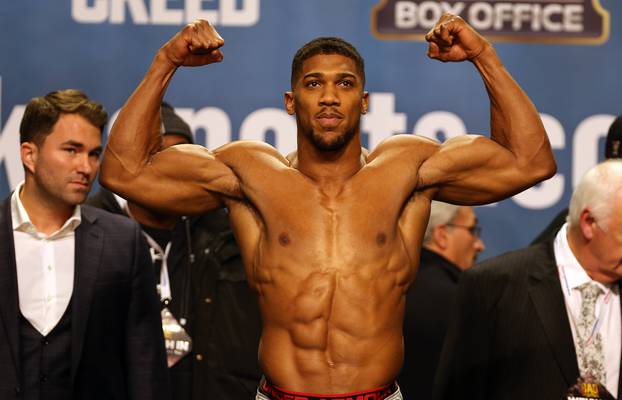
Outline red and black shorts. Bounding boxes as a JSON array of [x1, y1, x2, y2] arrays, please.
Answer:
[[256, 378, 402, 400]]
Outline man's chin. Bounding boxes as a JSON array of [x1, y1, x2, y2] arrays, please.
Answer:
[[311, 131, 351, 152], [313, 141, 346, 152], [65, 190, 90, 206]]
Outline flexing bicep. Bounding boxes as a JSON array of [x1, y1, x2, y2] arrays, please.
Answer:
[[418, 134, 548, 205], [100, 143, 242, 215]]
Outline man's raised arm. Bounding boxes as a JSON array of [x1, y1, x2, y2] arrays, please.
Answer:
[[100, 20, 238, 215], [418, 14, 556, 204]]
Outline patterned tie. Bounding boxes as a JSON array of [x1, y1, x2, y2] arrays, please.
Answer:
[[577, 282, 606, 383]]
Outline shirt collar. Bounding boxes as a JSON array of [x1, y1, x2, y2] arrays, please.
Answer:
[[11, 181, 82, 238], [113, 192, 130, 215], [554, 222, 610, 293]]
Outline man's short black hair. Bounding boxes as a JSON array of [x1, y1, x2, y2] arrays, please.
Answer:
[[291, 37, 365, 88]]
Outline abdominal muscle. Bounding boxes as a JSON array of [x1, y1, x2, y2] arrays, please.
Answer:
[[253, 244, 412, 394]]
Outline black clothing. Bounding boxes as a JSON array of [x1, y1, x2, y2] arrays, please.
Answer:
[[399, 248, 462, 399], [20, 303, 73, 400], [142, 225, 174, 251], [87, 189, 262, 400], [434, 241, 622, 400], [0, 198, 170, 400], [531, 207, 568, 245]]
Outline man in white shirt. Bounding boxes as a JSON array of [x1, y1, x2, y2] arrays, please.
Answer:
[[0, 89, 170, 400], [435, 160, 622, 400]]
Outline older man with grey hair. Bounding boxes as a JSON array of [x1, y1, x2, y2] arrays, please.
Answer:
[[532, 115, 622, 244], [399, 201, 484, 399], [435, 160, 622, 400]]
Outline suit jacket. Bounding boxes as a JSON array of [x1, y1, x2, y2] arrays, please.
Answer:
[[531, 208, 568, 245], [434, 241, 622, 400], [87, 188, 263, 399], [399, 248, 462, 399], [0, 197, 170, 399]]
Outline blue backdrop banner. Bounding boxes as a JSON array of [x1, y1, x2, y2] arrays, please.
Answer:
[[1, 0, 621, 260]]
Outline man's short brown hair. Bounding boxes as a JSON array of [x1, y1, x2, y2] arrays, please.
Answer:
[[19, 89, 108, 145]]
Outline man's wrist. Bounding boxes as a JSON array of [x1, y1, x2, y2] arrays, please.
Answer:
[[471, 44, 502, 70], [152, 50, 179, 74]]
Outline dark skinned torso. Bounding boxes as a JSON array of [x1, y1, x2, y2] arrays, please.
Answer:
[[216, 139, 433, 392]]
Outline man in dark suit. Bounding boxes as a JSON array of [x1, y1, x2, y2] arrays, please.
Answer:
[[435, 160, 622, 400], [0, 90, 169, 399], [399, 201, 484, 398]]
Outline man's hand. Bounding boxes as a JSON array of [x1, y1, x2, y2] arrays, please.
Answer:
[[158, 19, 224, 68], [425, 14, 490, 62]]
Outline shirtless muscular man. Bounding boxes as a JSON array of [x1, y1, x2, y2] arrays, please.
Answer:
[[100, 13, 556, 399]]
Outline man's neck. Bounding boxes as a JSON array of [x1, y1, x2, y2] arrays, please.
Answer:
[[295, 139, 365, 185], [20, 182, 74, 235], [566, 226, 617, 284], [423, 244, 461, 269]]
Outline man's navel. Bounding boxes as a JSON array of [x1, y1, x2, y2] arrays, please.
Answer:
[[279, 232, 291, 247], [376, 232, 387, 246]]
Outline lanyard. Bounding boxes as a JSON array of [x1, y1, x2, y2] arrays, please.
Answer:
[[143, 232, 173, 302], [559, 264, 612, 346]]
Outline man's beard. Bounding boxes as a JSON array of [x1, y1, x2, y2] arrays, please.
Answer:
[[308, 126, 357, 152]]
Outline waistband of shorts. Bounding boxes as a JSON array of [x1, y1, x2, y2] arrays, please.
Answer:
[[258, 377, 399, 400]]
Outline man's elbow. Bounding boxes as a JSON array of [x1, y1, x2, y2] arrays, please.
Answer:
[[543, 155, 557, 179], [98, 154, 123, 193], [529, 152, 557, 183], [98, 170, 113, 191]]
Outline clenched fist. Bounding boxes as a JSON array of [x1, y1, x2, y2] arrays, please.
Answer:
[[159, 19, 224, 68], [425, 14, 490, 62]]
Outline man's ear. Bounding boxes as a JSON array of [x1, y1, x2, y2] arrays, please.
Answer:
[[361, 91, 369, 114], [431, 225, 449, 249], [21, 142, 38, 175], [579, 208, 597, 241], [284, 91, 295, 115]]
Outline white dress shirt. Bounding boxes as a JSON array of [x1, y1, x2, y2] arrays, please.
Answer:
[[554, 223, 621, 395], [11, 181, 81, 336]]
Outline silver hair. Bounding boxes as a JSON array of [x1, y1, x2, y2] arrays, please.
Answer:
[[423, 201, 460, 244], [568, 160, 622, 229]]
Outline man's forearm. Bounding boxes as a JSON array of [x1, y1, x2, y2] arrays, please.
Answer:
[[101, 53, 177, 184], [472, 45, 555, 173]]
